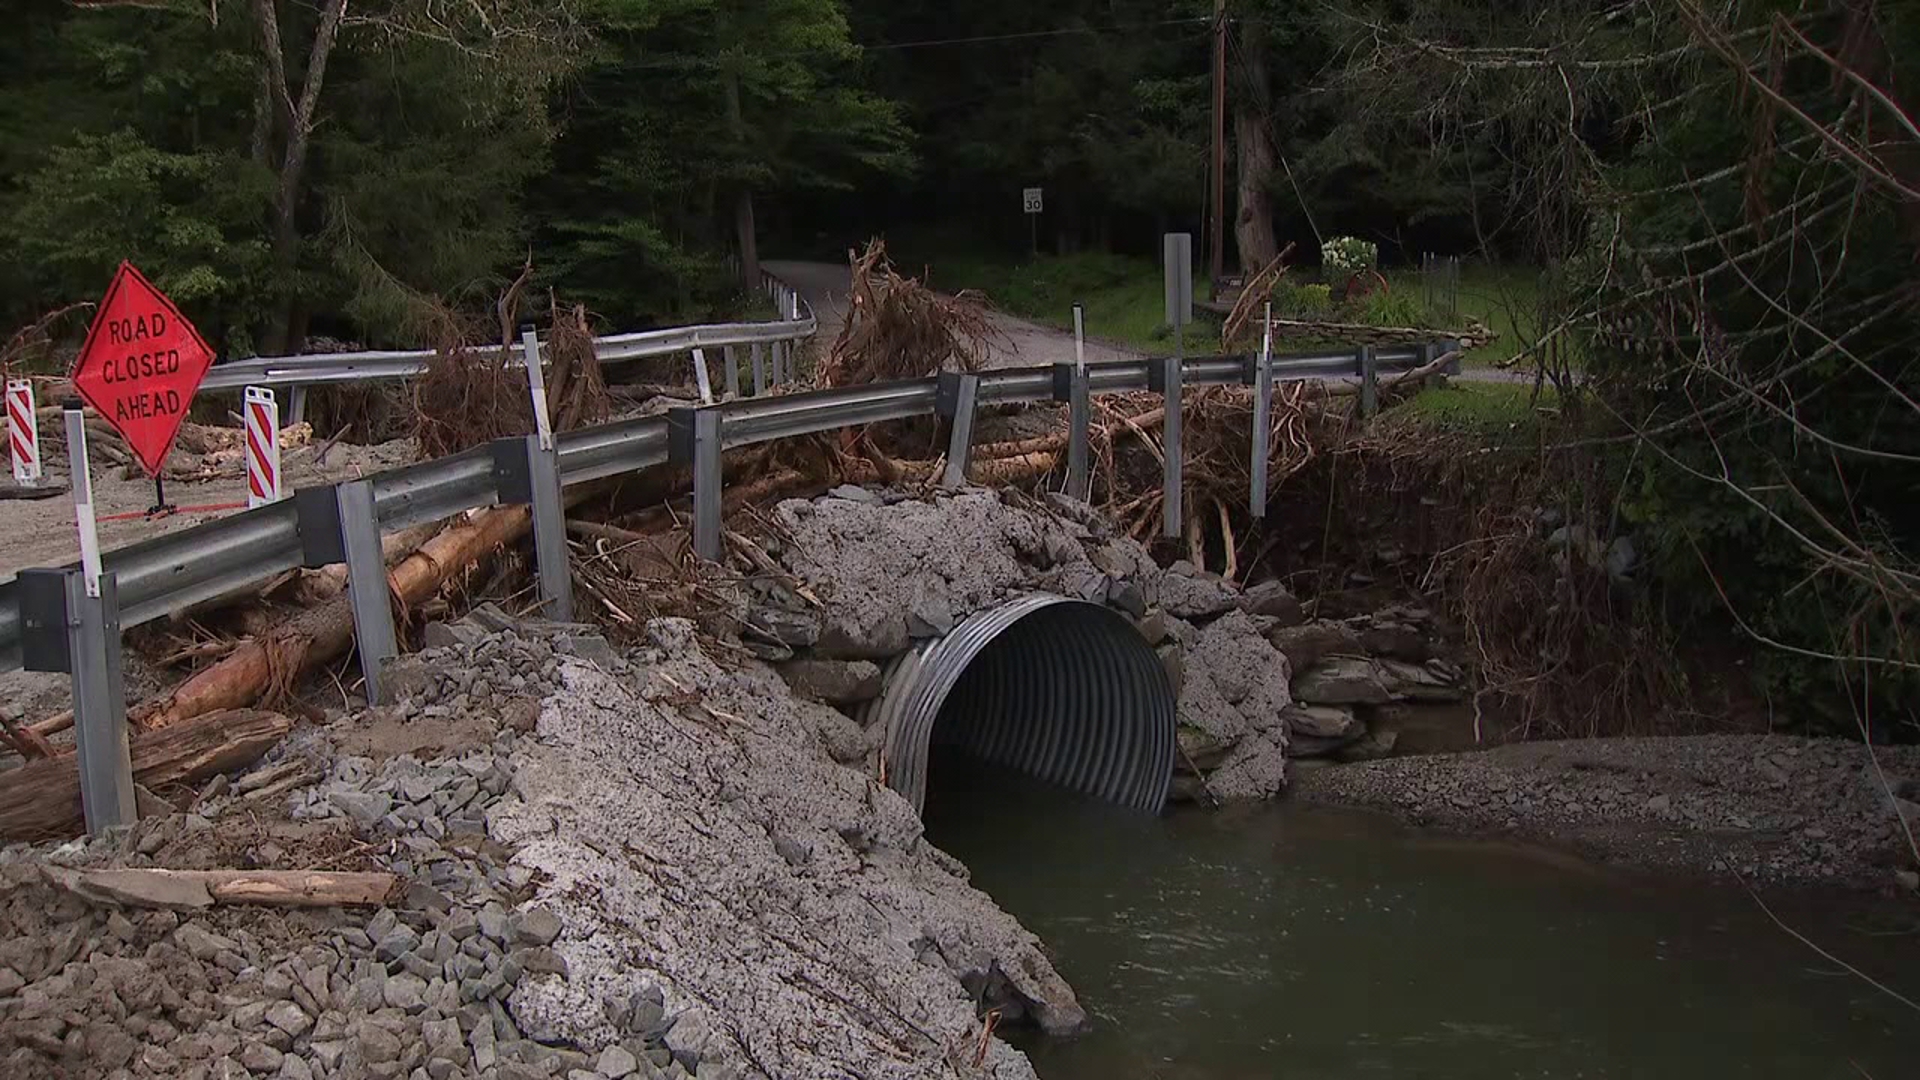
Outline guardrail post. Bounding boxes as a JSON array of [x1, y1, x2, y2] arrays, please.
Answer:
[[937, 372, 981, 488], [1250, 303, 1274, 522], [1358, 345, 1379, 419], [722, 345, 740, 398], [751, 343, 767, 396], [19, 567, 136, 832], [286, 387, 308, 428], [1051, 365, 1092, 502], [692, 347, 714, 404], [667, 408, 725, 562], [491, 435, 574, 623], [1160, 355, 1183, 539], [1442, 337, 1464, 375], [336, 479, 398, 704]]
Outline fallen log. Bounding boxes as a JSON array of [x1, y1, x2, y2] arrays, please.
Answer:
[[0, 709, 291, 840], [22, 518, 453, 753], [39, 866, 397, 910], [130, 504, 532, 732]]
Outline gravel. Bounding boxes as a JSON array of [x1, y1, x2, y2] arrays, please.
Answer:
[[1295, 734, 1920, 887]]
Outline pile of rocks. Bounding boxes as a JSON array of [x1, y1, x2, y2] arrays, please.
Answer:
[[748, 488, 1319, 801], [3, 596, 1081, 1079], [1265, 604, 1465, 761]]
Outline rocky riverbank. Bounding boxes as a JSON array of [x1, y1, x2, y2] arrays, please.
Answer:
[[0, 608, 1075, 1079], [1295, 735, 1920, 891]]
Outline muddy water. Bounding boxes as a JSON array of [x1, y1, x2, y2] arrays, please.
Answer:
[[923, 763, 1920, 1080]]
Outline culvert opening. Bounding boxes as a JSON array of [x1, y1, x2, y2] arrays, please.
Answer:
[[869, 595, 1176, 815]]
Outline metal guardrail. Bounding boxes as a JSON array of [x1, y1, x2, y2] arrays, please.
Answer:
[[199, 279, 816, 393], [0, 339, 1457, 672]]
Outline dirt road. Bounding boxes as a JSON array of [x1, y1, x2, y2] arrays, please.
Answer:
[[765, 259, 1144, 370], [0, 437, 413, 581]]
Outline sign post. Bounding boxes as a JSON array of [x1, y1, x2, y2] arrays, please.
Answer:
[[70, 262, 216, 515], [7, 379, 40, 486], [1023, 187, 1044, 256], [1071, 303, 1086, 373]]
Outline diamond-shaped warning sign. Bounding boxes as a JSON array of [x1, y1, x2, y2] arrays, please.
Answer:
[[71, 262, 216, 477]]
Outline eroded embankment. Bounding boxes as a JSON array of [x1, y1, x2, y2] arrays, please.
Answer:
[[0, 608, 1076, 1079]]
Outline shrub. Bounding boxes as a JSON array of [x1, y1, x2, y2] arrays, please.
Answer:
[[1321, 236, 1378, 278]]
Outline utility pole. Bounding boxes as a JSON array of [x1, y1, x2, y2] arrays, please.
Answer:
[[1208, 0, 1228, 293]]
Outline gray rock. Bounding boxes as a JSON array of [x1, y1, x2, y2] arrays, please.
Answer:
[[175, 923, 239, 961], [354, 1022, 403, 1065], [384, 973, 428, 1012], [375, 924, 421, 962], [827, 484, 882, 505], [1281, 704, 1361, 740], [1158, 566, 1238, 618], [1105, 577, 1147, 618], [238, 1042, 284, 1074], [423, 621, 485, 650], [772, 831, 813, 868], [816, 614, 910, 660], [263, 1002, 312, 1038], [510, 907, 562, 947], [1376, 658, 1463, 702], [1238, 581, 1303, 626], [905, 590, 955, 638], [1292, 657, 1391, 706], [329, 790, 393, 830], [280, 1054, 314, 1080], [1266, 620, 1362, 671], [478, 905, 509, 943], [597, 1045, 639, 1079], [776, 660, 883, 705], [743, 607, 820, 649]]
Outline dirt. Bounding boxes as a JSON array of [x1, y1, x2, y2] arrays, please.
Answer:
[[325, 700, 534, 762], [0, 435, 415, 581]]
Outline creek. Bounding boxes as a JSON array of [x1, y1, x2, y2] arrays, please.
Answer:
[[923, 760, 1920, 1080]]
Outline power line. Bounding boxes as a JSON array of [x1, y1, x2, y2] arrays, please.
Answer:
[[857, 18, 1213, 53]]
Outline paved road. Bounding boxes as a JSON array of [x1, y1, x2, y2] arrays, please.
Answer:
[[765, 259, 1143, 371]]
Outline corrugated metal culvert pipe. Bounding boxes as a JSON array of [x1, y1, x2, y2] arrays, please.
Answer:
[[865, 593, 1176, 814]]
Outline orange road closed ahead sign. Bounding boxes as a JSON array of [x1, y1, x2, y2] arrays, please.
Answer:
[[71, 262, 216, 477]]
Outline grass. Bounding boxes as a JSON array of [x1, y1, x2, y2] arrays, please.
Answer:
[[1396, 380, 1557, 438], [1384, 262, 1590, 371]]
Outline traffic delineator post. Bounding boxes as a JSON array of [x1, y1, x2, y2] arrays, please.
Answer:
[[244, 386, 282, 508], [6, 379, 39, 485]]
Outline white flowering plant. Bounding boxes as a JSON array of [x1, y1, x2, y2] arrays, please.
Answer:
[[1320, 236, 1378, 279]]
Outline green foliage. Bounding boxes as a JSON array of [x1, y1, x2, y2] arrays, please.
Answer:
[[1351, 287, 1426, 329], [1273, 281, 1332, 317], [536, 0, 911, 324]]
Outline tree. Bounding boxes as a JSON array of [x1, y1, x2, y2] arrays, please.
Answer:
[[536, 0, 910, 320], [0, 1, 585, 353]]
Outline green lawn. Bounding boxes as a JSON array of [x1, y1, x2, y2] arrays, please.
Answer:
[[915, 250, 1559, 363], [1396, 380, 1558, 438]]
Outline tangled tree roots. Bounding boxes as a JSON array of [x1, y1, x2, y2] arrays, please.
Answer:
[[411, 267, 611, 459], [821, 239, 1007, 386]]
